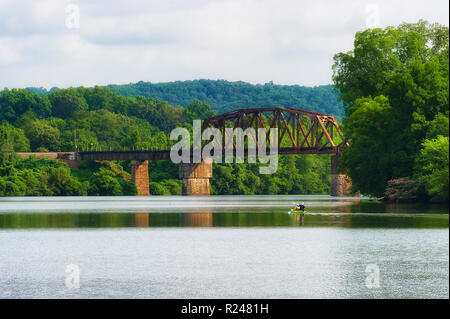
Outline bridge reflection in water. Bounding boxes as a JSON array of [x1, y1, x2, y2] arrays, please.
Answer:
[[134, 212, 213, 227], [135, 213, 149, 227], [0, 209, 447, 229], [182, 213, 213, 227], [1, 196, 448, 229]]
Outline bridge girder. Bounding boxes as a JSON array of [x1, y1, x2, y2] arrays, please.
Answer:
[[201, 106, 347, 155], [77, 107, 348, 160]]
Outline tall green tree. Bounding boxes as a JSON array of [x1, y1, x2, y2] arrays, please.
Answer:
[[333, 20, 449, 197]]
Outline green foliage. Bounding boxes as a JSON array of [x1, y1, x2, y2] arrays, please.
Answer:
[[119, 178, 139, 196], [160, 179, 182, 195], [0, 88, 51, 122], [148, 161, 179, 181], [26, 80, 344, 118], [22, 120, 61, 151], [73, 160, 137, 196], [48, 88, 88, 119], [76, 86, 186, 132], [333, 20, 449, 199], [333, 20, 448, 109], [0, 122, 30, 153], [0, 176, 26, 196], [421, 112, 449, 140], [340, 96, 397, 195], [105, 80, 344, 118], [15, 156, 67, 170], [149, 182, 170, 195], [89, 169, 123, 196], [0, 155, 139, 197], [70, 109, 169, 151], [414, 136, 449, 202], [0, 155, 85, 196], [146, 163, 182, 195], [210, 155, 330, 195], [183, 101, 216, 122], [47, 167, 85, 196]]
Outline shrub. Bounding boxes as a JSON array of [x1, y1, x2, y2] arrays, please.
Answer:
[[149, 182, 170, 195], [384, 177, 423, 202]]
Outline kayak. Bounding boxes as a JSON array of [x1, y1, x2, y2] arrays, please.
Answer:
[[288, 209, 307, 215]]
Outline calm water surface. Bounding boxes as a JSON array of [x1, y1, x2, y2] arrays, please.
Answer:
[[0, 196, 448, 298]]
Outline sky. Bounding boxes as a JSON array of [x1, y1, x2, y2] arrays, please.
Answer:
[[0, 0, 448, 89]]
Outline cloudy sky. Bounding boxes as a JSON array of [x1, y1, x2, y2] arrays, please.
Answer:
[[0, 0, 448, 89]]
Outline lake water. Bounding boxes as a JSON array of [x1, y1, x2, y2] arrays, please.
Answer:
[[0, 196, 448, 299]]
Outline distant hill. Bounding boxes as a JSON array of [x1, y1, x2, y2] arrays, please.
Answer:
[[106, 80, 344, 117], [26, 79, 344, 118]]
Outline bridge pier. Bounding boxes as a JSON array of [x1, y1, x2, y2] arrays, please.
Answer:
[[131, 160, 150, 196], [182, 213, 213, 226], [179, 160, 212, 196], [331, 153, 356, 197]]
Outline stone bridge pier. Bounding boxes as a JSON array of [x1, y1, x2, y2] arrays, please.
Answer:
[[330, 153, 357, 197], [129, 159, 214, 196], [131, 160, 150, 196], [179, 160, 213, 196]]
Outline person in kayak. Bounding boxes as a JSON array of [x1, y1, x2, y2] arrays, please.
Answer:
[[299, 202, 305, 212], [294, 202, 306, 212]]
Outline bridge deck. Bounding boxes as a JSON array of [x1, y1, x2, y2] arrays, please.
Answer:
[[77, 147, 337, 161]]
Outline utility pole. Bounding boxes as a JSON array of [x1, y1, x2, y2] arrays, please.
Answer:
[[74, 128, 78, 152]]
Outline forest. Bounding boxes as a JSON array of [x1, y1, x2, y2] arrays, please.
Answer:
[[27, 80, 345, 119]]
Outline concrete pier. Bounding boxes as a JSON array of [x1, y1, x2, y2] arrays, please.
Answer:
[[179, 160, 213, 195]]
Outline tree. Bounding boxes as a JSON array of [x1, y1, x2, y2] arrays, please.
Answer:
[[47, 167, 85, 196], [339, 96, 399, 195], [84, 164, 137, 196], [183, 101, 216, 122], [0, 176, 26, 196], [48, 88, 88, 119], [333, 21, 449, 197], [0, 88, 51, 122], [333, 21, 448, 108], [414, 136, 449, 202], [22, 120, 61, 151], [149, 182, 170, 195], [88, 168, 123, 196], [0, 122, 30, 153]]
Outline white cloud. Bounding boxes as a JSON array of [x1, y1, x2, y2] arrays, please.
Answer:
[[0, 0, 448, 89], [0, 39, 23, 65]]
